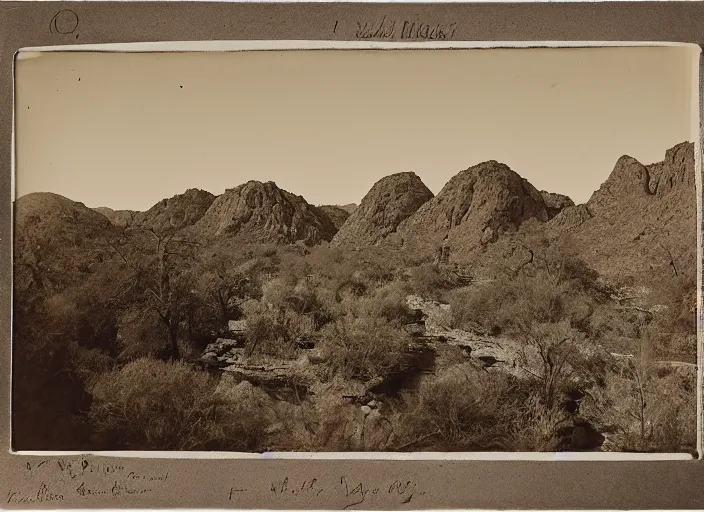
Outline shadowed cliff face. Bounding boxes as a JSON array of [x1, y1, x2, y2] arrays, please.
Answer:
[[319, 205, 352, 231], [331, 172, 434, 247]]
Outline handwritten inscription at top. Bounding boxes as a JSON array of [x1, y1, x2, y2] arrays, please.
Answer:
[[350, 17, 458, 40]]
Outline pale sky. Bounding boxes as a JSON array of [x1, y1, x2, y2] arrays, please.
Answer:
[[15, 47, 697, 211]]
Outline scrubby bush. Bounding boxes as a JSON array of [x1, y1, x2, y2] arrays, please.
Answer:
[[392, 365, 525, 451], [243, 302, 311, 357], [408, 264, 470, 300], [89, 358, 269, 450], [446, 244, 597, 337], [444, 274, 558, 334], [356, 281, 416, 325], [502, 391, 569, 451], [320, 317, 411, 381], [589, 364, 696, 453], [262, 277, 333, 327], [115, 307, 172, 360], [518, 321, 591, 407]]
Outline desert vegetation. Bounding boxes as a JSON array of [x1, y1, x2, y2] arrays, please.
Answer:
[[12, 142, 698, 453]]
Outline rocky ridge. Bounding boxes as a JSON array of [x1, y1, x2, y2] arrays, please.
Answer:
[[547, 142, 696, 280], [192, 180, 337, 245], [331, 172, 433, 246], [395, 160, 549, 254]]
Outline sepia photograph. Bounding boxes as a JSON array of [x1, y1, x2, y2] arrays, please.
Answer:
[[11, 45, 700, 455]]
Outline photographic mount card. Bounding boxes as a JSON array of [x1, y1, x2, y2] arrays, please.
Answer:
[[1, 2, 704, 510]]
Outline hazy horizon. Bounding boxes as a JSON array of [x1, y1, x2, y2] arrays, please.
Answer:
[[14, 47, 697, 211]]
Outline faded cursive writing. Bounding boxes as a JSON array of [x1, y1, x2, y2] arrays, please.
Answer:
[[7, 484, 64, 504], [351, 17, 459, 40]]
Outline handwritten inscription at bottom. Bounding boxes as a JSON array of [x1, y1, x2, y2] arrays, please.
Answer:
[[7, 484, 64, 504], [340, 476, 425, 509], [253, 475, 426, 509], [6, 458, 169, 505]]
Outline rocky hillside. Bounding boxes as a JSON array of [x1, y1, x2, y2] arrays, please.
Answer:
[[395, 161, 548, 255], [319, 205, 352, 230], [339, 204, 358, 215], [14, 193, 120, 294], [131, 188, 215, 235], [192, 181, 337, 245], [95, 188, 215, 235], [94, 207, 137, 227], [331, 172, 433, 246], [18, 141, 696, 283], [540, 191, 574, 219], [548, 142, 697, 281]]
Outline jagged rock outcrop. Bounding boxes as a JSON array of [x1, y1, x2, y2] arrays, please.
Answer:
[[193, 181, 337, 245], [331, 172, 433, 246], [547, 142, 696, 280], [641, 142, 696, 198], [396, 161, 549, 254], [540, 191, 575, 219], [588, 143, 695, 218], [319, 205, 352, 230], [587, 156, 654, 216]]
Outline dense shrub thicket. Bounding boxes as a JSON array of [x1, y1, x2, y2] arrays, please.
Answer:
[[13, 233, 697, 453]]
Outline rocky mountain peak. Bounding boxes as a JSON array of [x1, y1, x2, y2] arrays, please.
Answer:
[[193, 180, 337, 245], [133, 188, 216, 235], [396, 160, 548, 253], [330, 172, 433, 246], [587, 142, 695, 216]]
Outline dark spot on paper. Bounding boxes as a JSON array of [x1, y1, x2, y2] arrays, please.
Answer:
[[180, 85, 183, 89]]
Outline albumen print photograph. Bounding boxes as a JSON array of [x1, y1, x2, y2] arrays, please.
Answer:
[[12, 47, 699, 454]]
